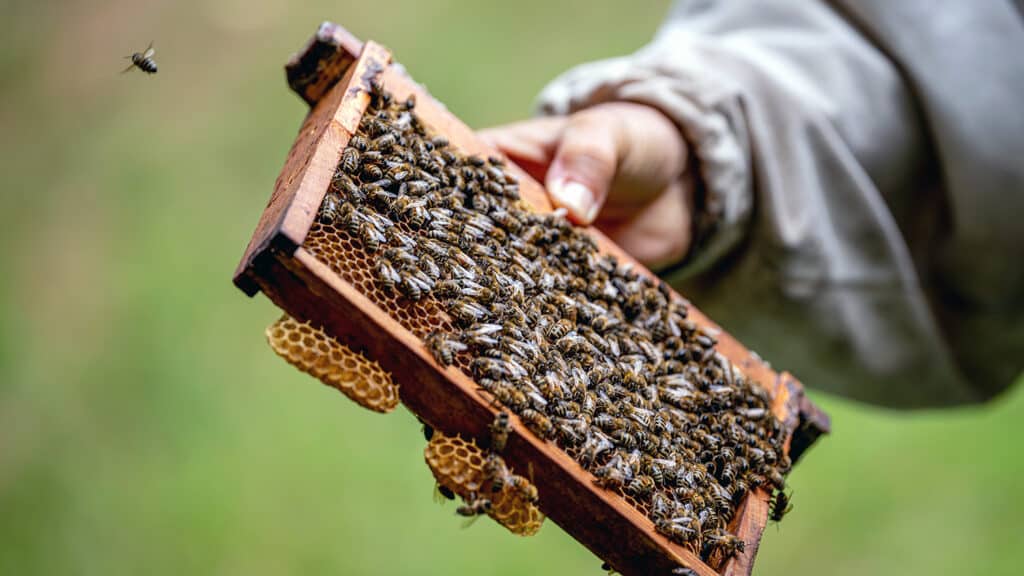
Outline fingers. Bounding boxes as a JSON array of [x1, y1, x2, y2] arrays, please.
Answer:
[[481, 103, 688, 228], [545, 110, 620, 225], [478, 117, 567, 183]]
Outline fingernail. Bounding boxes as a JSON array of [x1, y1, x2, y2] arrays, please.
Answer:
[[550, 179, 597, 223]]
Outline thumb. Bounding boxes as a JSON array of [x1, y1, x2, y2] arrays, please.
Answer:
[[544, 112, 619, 225]]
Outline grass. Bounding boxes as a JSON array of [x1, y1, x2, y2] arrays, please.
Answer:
[[1, 1, 1020, 574]]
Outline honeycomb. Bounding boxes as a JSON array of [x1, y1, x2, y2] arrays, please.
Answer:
[[266, 314, 400, 413], [424, 431, 544, 536]]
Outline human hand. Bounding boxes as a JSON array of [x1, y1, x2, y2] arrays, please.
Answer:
[[479, 102, 695, 271]]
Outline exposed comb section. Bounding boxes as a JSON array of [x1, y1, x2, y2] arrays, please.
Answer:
[[424, 431, 544, 536], [266, 314, 400, 413]]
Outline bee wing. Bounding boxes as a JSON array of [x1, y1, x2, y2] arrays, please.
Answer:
[[120, 62, 136, 74], [144, 41, 155, 58], [459, 514, 483, 529]]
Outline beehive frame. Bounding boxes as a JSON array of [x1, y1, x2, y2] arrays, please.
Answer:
[[234, 22, 830, 576]]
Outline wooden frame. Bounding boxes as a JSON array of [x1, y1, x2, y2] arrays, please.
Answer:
[[234, 22, 830, 576]]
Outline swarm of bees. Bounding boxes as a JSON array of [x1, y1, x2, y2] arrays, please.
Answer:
[[312, 80, 792, 565]]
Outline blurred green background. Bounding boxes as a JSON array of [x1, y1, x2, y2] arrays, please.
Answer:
[[1, 1, 1021, 574]]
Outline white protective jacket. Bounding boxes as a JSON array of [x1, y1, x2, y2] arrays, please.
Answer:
[[537, 0, 1024, 407]]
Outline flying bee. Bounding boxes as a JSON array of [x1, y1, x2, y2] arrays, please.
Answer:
[[489, 411, 511, 452], [122, 42, 158, 74]]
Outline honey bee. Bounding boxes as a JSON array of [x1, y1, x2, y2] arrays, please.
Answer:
[[520, 408, 555, 440], [484, 453, 509, 492], [480, 380, 528, 412], [425, 331, 467, 366], [489, 411, 511, 452], [507, 473, 539, 503], [375, 258, 401, 292], [349, 135, 369, 152], [361, 162, 384, 181], [456, 495, 493, 517], [704, 532, 746, 559], [769, 490, 792, 522], [318, 191, 342, 223], [122, 42, 158, 74], [341, 147, 360, 173], [655, 517, 698, 545], [627, 475, 656, 497], [434, 483, 456, 502], [451, 300, 490, 326]]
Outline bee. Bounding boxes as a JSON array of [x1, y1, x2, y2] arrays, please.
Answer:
[[769, 490, 792, 523], [318, 191, 343, 223], [655, 517, 698, 545], [450, 300, 490, 326], [340, 147, 360, 174], [545, 318, 574, 341], [484, 453, 509, 492], [507, 473, 539, 503], [358, 221, 385, 253], [627, 475, 656, 497], [480, 380, 528, 412], [393, 196, 429, 228], [375, 258, 401, 292], [456, 496, 493, 517], [489, 411, 511, 452], [349, 135, 369, 152], [425, 331, 466, 366], [362, 163, 384, 181], [704, 532, 746, 559], [122, 42, 158, 74], [520, 408, 555, 440], [331, 173, 364, 203]]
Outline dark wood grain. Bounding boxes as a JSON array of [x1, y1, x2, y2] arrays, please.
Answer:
[[234, 24, 829, 576], [234, 41, 390, 295]]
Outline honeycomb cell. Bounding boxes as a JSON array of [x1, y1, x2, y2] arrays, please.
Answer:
[[266, 314, 400, 413], [424, 431, 544, 536]]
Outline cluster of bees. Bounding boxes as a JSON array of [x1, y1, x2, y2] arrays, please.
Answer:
[[316, 81, 792, 565]]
